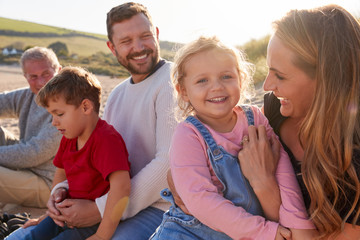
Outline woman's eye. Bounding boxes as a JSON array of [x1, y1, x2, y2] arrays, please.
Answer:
[[275, 73, 284, 80]]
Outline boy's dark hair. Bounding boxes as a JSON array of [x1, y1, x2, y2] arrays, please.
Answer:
[[106, 2, 153, 42], [37, 66, 101, 113]]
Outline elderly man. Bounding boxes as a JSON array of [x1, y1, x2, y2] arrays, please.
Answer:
[[0, 47, 61, 208]]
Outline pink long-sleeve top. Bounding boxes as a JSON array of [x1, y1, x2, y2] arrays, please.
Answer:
[[170, 106, 315, 240]]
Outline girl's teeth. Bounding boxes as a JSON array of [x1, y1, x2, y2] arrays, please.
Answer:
[[209, 97, 226, 102]]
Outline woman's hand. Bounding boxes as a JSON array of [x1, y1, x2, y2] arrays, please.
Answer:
[[238, 125, 280, 189], [167, 170, 191, 215], [47, 198, 101, 228], [238, 125, 282, 221]]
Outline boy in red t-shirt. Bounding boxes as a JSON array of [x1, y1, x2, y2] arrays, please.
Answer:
[[24, 66, 131, 240]]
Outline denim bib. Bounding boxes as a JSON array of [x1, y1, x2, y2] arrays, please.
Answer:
[[186, 105, 263, 216], [150, 105, 263, 240]]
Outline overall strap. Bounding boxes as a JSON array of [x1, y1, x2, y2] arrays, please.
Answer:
[[239, 105, 254, 126], [185, 116, 223, 161]]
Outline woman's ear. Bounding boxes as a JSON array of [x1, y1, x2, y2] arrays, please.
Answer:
[[176, 84, 189, 102], [81, 99, 94, 114]]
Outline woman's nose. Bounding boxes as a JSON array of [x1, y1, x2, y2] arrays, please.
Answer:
[[263, 73, 275, 92]]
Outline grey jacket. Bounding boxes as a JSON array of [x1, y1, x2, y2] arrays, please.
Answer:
[[0, 87, 61, 188]]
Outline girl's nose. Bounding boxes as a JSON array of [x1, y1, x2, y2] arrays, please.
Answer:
[[211, 79, 224, 90]]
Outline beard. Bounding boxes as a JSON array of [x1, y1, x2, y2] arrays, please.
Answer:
[[115, 46, 160, 76]]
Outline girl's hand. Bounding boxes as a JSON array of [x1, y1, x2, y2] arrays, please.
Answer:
[[238, 125, 280, 188], [275, 226, 292, 240]]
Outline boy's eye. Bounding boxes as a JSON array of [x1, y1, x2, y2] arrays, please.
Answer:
[[57, 113, 64, 117]]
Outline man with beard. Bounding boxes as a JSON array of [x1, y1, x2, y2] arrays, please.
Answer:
[[6, 2, 177, 240]]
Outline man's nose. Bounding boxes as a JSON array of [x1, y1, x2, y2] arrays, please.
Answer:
[[133, 38, 145, 52]]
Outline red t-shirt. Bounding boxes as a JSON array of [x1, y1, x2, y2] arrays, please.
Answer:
[[53, 119, 130, 200]]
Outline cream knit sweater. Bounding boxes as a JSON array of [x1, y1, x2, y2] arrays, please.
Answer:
[[97, 61, 177, 218]]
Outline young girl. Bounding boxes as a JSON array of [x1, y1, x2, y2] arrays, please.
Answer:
[[150, 36, 315, 240]]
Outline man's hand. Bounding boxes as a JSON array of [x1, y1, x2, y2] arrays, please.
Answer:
[[46, 187, 67, 226], [48, 198, 101, 228]]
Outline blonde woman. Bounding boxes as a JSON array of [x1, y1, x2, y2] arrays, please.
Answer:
[[240, 4, 360, 239]]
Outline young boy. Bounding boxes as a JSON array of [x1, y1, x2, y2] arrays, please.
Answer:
[[24, 66, 131, 240]]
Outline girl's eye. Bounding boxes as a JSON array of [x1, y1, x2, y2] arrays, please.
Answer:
[[275, 73, 284, 80], [222, 75, 232, 80], [196, 78, 207, 84], [57, 113, 64, 117]]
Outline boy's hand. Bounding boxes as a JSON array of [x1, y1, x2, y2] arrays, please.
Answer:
[[22, 214, 47, 228], [50, 198, 101, 228], [86, 233, 107, 240]]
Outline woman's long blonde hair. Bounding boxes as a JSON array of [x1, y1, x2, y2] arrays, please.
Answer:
[[171, 36, 254, 120], [274, 4, 360, 238]]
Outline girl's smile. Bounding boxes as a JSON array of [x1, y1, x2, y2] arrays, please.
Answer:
[[179, 48, 241, 132]]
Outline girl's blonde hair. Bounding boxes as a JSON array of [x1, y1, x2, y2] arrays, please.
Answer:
[[274, 4, 360, 238], [172, 36, 254, 120]]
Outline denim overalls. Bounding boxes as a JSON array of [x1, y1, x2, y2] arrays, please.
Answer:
[[150, 105, 263, 240]]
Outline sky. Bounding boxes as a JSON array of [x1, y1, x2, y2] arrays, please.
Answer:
[[0, 0, 359, 46]]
